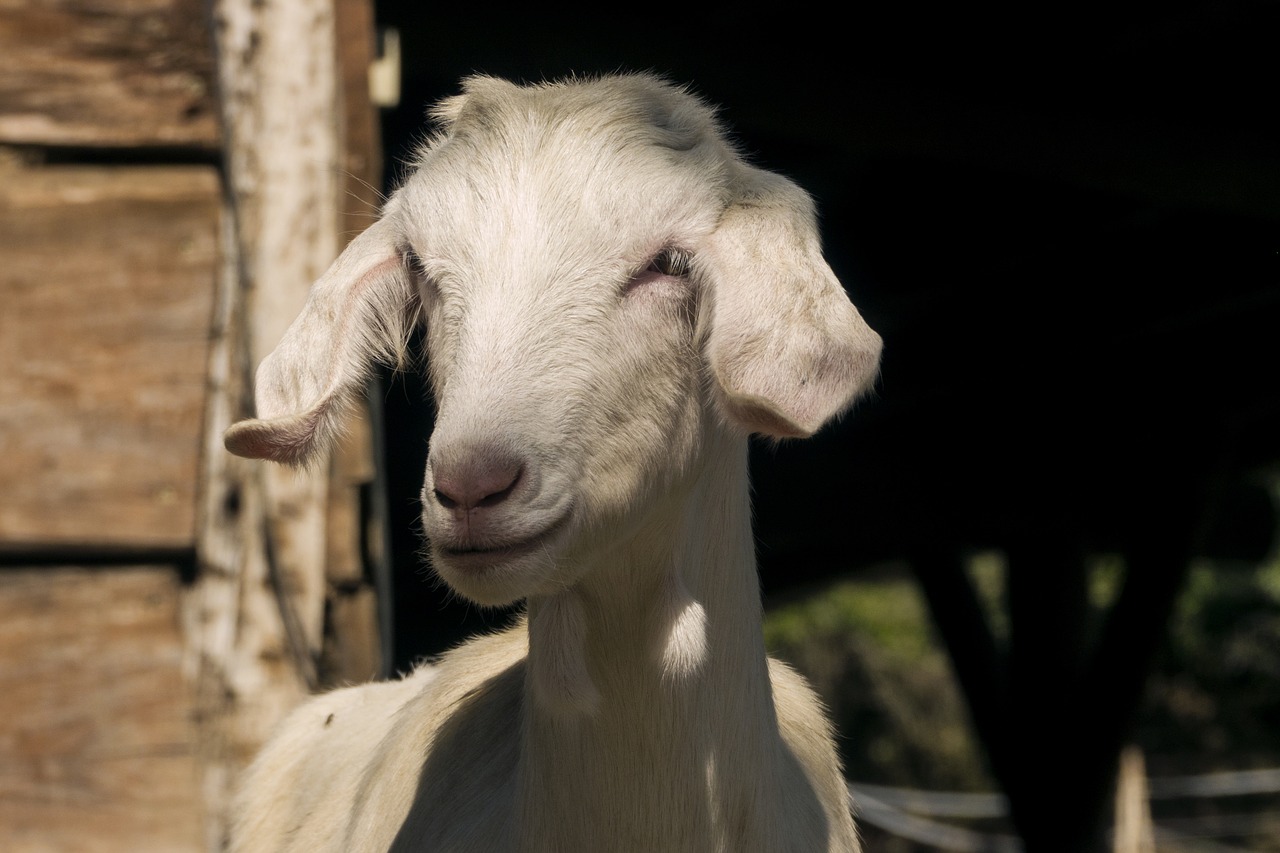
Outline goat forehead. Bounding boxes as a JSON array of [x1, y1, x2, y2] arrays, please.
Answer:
[[402, 119, 725, 263]]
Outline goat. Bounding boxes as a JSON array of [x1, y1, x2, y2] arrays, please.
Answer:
[[224, 73, 881, 852]]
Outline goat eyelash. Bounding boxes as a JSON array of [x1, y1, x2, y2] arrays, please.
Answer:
[[644, 247, 691, 278], [403, 247, 427, 277]]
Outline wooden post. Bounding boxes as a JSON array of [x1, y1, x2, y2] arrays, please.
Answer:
[[1113, 745, 1156, 853], [323, 0, 390, 688], [0, 0, 384, 845], [216, 0, 342, 668], [188, 0, 348, 843]]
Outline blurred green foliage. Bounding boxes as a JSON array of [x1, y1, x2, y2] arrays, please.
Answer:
[[762, 547, 1280, 849], [764, 567, 994, 792], [1141, 558, 1280, 776]]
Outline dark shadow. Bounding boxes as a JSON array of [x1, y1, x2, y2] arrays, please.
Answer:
[[388, 659, 525, 851]]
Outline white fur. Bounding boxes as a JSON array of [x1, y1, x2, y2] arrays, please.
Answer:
[[225, 73, 880, 852]]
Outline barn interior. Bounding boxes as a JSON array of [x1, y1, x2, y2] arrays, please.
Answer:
[[1, 3, 1275, 850], [371, 6, 1280, 851]]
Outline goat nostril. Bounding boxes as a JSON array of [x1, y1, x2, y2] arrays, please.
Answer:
[[477, 469, 521, 508], [432, 460, 523, 512]]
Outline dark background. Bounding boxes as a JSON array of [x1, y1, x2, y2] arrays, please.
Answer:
[[367, 5, 1278, 849], [372, 2, 1277, 656]]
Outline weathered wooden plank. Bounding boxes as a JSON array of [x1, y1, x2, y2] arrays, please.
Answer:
[[0, 0, 219, 149], [0, 566, 204, 851], [327, 401, 376, 586], [335, 0, 383, 228], [0, 163, 220, 549], [324, 0, 389, 687], [184, 200, 311, 851], [324, 404, 385, 688], [320, 585, 382, 687]]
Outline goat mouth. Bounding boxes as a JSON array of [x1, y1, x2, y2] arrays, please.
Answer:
[[434, 517, 568, 568], [441, 540, 539, 559]]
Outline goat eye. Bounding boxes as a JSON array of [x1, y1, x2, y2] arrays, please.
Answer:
[[645, 248, 690, 278], [404, 248, 443, 305], [404, 248, 426, 276]]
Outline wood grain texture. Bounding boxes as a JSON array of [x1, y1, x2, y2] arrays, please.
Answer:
[[0, 566, 204, 851], [335, 0, 383, 230], [184, 204, 311, 849], [320, 585, 382, 687], [182, 0, 349, 840], [0, 163, 220, 549], [0, 0, 219, 149]]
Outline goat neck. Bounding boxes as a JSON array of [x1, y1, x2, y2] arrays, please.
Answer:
[[519, 423, 786, 847]]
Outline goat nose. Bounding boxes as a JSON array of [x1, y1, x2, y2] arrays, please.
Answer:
[[432, 454, 523, 511]]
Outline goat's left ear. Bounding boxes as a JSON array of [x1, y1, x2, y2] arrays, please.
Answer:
[[224, 214, 414, 465], [699, 166, 882, 438]]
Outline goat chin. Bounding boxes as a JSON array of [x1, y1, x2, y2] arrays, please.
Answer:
[[226, 72, 879, 853]]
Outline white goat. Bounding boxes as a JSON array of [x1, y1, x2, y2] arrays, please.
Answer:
[[225, 73, 881, 852]]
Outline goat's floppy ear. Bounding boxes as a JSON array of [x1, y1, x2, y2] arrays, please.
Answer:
[[700, 167, 882, 438], [224, 215, 414, 465]]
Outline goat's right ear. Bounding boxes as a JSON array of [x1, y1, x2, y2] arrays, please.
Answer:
[[224, 215, 414, 465]]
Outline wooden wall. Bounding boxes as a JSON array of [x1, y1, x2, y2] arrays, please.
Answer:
[[0, 1, 219, 849], [0, 0, 387, 847], [0, 0, 219, 151], [0, 568, 205, 849], [0, 164, 221, 549]]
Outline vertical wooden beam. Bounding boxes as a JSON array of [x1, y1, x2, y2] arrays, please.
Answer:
[[322, 0, 390, 688], [335, 0, 384, 229], [218, 0, 341, 666], [188, 0, 345, 844], [322, 402, 385, 686], [185, 202, 309, 850]]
